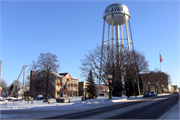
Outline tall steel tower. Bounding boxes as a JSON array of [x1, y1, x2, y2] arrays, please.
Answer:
[[99, 3, 140, 96]]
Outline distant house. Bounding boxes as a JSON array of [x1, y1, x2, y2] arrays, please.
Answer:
[[58, 73, 79, 97], [78, 82, 109, 97], [96, 84, 108, 95], [171, 85, 179, 93], [30, 71, 78, 98], [16, 86, 30, 97], [0, 87, 8, 97], [78, 82, 90, 97]]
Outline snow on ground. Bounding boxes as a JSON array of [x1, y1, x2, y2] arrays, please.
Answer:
[[0, 94, 179, 119]]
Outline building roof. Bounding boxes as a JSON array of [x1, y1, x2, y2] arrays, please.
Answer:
[[59, 73, 78, 79], [59, 73, 68, 77], [51, 72, 63, 77], [71, 76, 78, 80]]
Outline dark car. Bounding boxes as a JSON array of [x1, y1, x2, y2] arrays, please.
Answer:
[[151, 92, 157, 96], [99, 93, 105, 97], [143, 92, 152, 97]]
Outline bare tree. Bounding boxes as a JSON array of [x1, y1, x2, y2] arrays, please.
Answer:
[[25, 75, 30, 88], [1, 79, 8, 92], [141, 68, 169, 94], [13, 80, 22, 87], [80, 44, 149, 95], [30, 52, 60, 101]]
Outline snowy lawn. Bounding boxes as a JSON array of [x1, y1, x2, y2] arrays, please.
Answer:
[[0, 95, 144, 110], [0, 94, 171, 110]]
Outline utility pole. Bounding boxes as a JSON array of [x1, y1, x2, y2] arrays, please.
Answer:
[[8, 66, 24, 100], [22, 65, 28, 100]]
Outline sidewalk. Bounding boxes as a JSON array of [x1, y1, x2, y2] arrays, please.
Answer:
[[158, 102, 180, 119]]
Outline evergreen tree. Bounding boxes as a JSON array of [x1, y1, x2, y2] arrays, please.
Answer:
[[86, 69, 97, 99], [8, 83, 19, 97]]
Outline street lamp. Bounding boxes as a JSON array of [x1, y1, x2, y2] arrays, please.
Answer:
[[148, 82, 150, 92], [108, 75, 113, 100], [162, 85, 164, 94]]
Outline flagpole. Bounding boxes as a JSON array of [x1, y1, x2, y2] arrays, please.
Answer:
[[159, 52, 161, 71]]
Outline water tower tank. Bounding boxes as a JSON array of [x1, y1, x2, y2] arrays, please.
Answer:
[[103, 3, 130, 26]]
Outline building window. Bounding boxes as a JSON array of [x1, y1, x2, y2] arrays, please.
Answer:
[[57, 82, 60, 86]]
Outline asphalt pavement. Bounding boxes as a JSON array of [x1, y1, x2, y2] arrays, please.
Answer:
[[44, 94, 179, 119]]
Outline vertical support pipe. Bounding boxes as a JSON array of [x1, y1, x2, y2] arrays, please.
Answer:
[[125, 15, 132, 64], [116, 25, 121, 65], [108, 24, 110, 66], [120, 25, 125, 65], [111, 14, 114, 66], [99, 18, 106, 97]]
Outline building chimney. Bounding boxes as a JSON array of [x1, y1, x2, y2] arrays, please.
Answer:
[[30, 70, 34, 93]]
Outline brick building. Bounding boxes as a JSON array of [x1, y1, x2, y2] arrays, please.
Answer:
[[30, 71, 78, 98], [58, 73, 78, 97], [96, 84, 109, 95]]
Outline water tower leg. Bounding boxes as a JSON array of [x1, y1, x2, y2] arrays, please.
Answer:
[[99, 19, 106, 97], [128, 19, 141, 96], [124, 15, 132, 63]]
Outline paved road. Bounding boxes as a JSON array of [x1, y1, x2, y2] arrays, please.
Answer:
[[44, 94, 179, 119], [1, 95, 178, 119], [108, 95, 179, 119]]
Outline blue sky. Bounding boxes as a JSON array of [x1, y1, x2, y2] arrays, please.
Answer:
[[1, 0, 179, 87]]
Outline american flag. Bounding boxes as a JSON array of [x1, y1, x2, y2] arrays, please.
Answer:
[[160, 54, 163, 63]]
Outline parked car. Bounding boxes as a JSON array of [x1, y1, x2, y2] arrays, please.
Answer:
[[99, 93, 105, 97], [150, 92, 157, 96], [36, 95, 43, 100], [143, 92, 152, 97]]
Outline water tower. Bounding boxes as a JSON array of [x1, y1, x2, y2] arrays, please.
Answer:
[[99, 3, 140, 96]]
